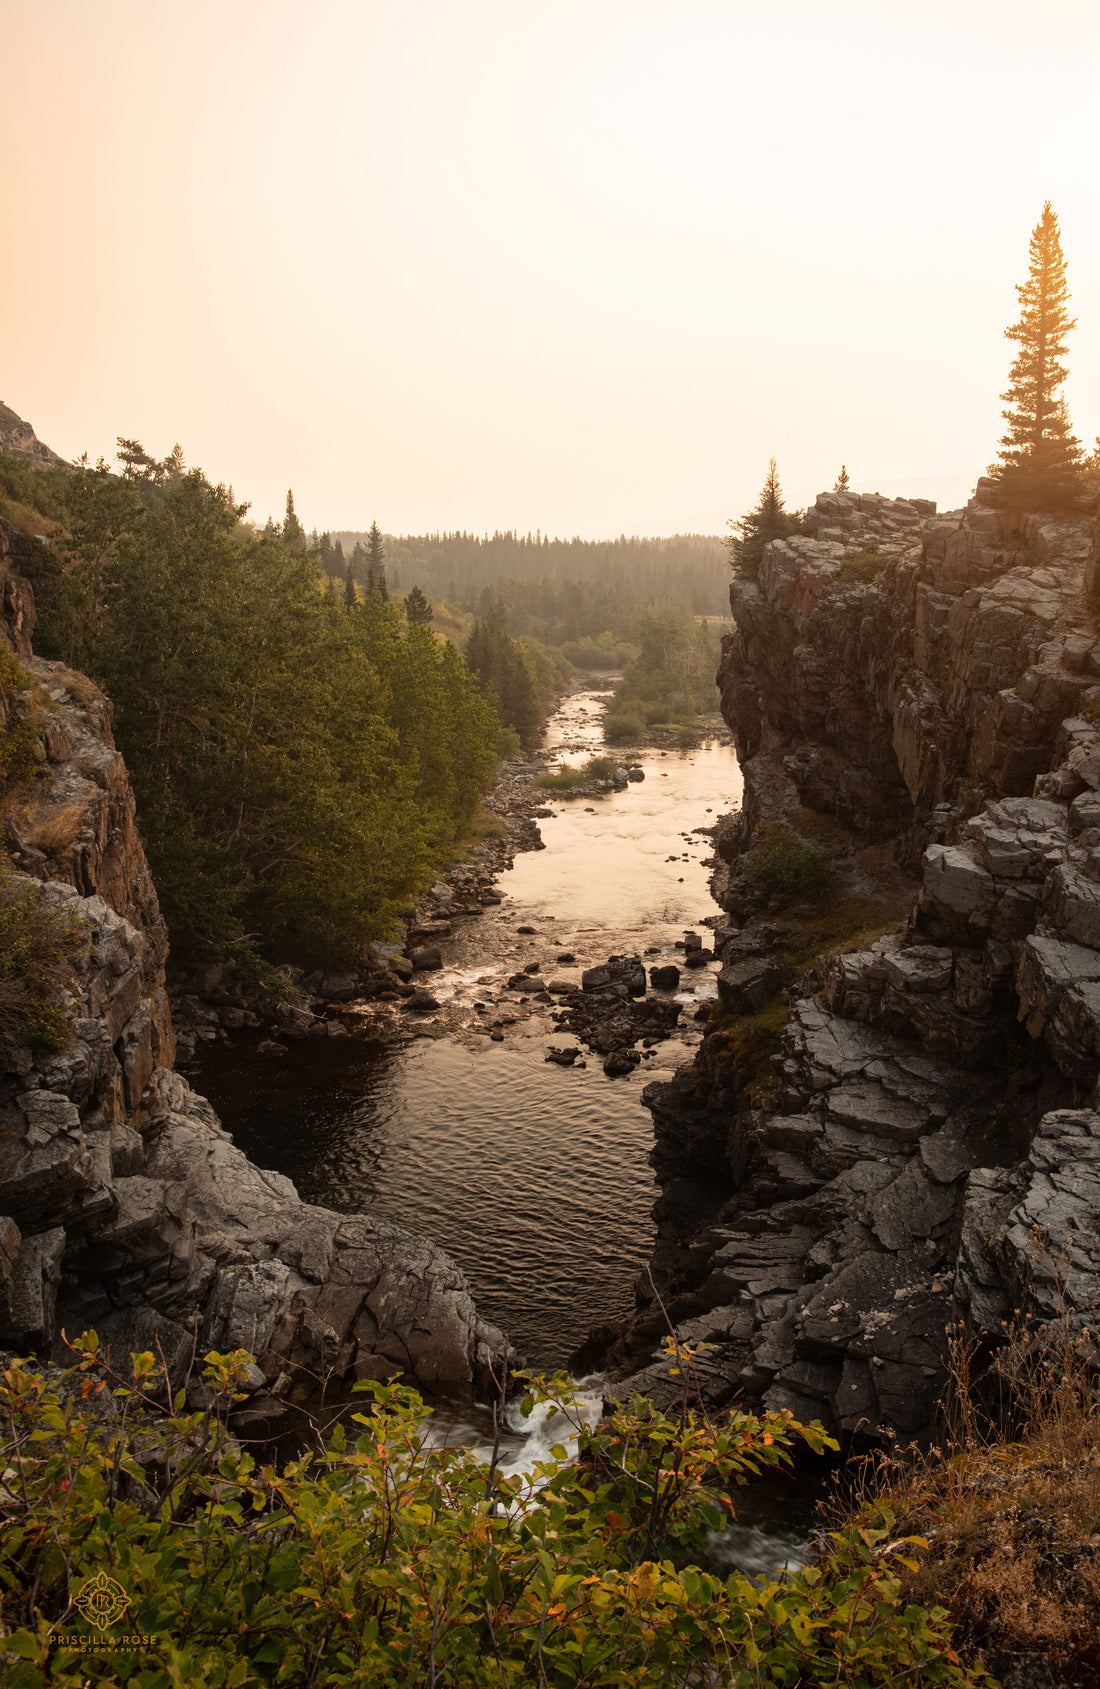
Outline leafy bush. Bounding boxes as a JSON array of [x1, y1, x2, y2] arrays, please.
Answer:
[[533, 761, 589, 791], [533, 755, 619, 791], [741, 829, 834, 908], [0, 875, 88, 1051], [604, 710, 646, 745], [0, 1340, 990, 1688]]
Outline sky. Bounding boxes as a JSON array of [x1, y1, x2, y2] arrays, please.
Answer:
[[3, 0, 1099, 538]]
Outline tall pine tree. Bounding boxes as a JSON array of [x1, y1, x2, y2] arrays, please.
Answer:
[[726, 459, 802, 579], [365, 521, 388, 599], [988, 202, 1084, 510]]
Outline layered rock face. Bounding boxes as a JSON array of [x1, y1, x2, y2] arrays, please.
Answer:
[[619, 486, 1100, 1441], [1, 525, 509, 1415]]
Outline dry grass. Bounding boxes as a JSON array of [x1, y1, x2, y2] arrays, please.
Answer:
[[0, 493, 60, 536], [838, 1313, 1100, 1684], [20, 799, 86, 856], [50, 663, 102, 707]]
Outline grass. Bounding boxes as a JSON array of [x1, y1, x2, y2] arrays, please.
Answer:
[[0, 493, 61, 536], [838, 547, 891, 582], [711, 992, 790, 1104], [21, 799, 86, 856], [454, 803, 507, 852], [0, 647, 39, 788], [0, 871, 88, 1051], [51, 663, 102, 707], [837, 1304, 1100, 1684], [533, 754, 619, 791]]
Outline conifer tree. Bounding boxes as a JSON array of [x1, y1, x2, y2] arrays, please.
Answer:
[[283, 489, 305, 547], [988, 202, 1084, 509], [404, 584, 433, 626], [366, 520, 388, 599], [834, 465, 850, 492], [344, 566, 357, 608], [726, 458, 802, 579]]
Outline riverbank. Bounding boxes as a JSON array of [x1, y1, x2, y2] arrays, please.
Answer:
[[190, 684, 744, 1369]]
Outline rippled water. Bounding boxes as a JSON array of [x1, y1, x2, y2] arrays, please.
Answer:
[[193, 687, 743, 1371]]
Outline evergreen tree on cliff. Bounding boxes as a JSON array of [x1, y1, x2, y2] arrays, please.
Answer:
[[988, 202, 1084, 510], [834, 465, 850, 491], [726, 458, 802, 579]]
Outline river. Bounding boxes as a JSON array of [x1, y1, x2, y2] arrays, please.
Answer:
[[193, 684, 742, 1371]]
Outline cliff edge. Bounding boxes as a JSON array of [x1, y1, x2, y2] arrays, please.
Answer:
[[618, 484, 1100, 1444]]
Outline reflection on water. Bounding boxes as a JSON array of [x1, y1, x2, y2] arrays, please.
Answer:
[[194, 1034, 667, 1369], [194, 690, 743, 1371]]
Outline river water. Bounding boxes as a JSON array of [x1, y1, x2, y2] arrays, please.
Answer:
[[193, 685, 743, 1370]]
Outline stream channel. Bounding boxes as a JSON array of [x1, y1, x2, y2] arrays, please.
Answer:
[[193, 687, 824, 1566], [193, 684, 743, 1369]]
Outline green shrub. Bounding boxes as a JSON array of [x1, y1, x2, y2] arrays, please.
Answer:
[[533, 761, 589, 791], [533, 754, 620, 791], [604, 710, 645, 745], [0, 1341, 990, 1688], [0, 874, 88, 1052], [741, 829, 834, 908]]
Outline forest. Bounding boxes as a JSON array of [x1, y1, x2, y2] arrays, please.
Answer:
[[331, 528, 727, 631], [0, 449, 499, 971]]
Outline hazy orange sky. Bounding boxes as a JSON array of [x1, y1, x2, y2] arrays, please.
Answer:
[[3, 0, 1098, 537]]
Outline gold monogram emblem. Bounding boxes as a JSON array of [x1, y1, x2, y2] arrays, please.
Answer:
[[73, 1570, 132, 1632]]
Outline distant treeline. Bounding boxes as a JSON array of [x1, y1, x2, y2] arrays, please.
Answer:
[[331, 529, 728, 617]]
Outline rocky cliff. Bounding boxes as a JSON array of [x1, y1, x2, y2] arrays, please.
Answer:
[[0, 401, 71, 472], [617, 485, 1100, 1444], [0, 518, 510, 1427]]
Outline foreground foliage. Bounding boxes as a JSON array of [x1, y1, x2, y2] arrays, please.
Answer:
[[0, 1342, 992, 1687], [866, 1315, 1100, 1685]]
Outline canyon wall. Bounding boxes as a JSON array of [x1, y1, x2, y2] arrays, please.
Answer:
[[620, 486, 1100, 1443], [1, 519, 509, 1426]]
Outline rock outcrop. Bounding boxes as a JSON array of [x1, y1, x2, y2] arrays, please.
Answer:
[[0, 401, 71, 473], [618, 483, 1100, 1443], [1, 522, 510, 1414]]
